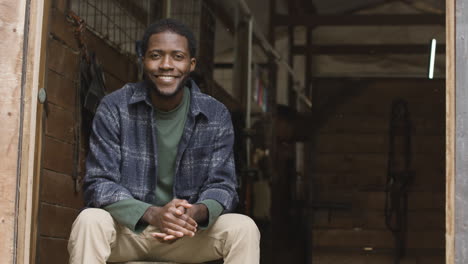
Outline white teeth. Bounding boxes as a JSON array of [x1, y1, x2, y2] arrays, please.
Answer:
[[158, 76, 175, 81]]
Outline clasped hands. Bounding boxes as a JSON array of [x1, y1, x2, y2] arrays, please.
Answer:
[[142, 199, 207, 243]]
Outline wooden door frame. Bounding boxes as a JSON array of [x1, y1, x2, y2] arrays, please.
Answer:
[[15, 0, 49, 263], [5, 0, 463, 263], [446, 0, 455, 262]]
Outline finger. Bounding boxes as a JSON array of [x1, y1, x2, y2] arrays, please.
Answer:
[[166, 222, 195, 237], [176, 205, 187, 215], [161, 212, 196, 233], [183, 214, 198, 228], [150, 232, 168, 238], [167, 221, 195, 235], [169, 206, 184, 216], [150, 232, 170, 243], [174, 199, 193, 209], [172, 216, 197, 232], [163, 227, 185, 238], [163, 235, 177, 240], [162, 236, 179, 244], [172, 207, 197, 228]]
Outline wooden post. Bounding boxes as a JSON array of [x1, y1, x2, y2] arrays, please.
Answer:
[[0, 0, 47, 263], [446, 0, 455, 262], [0, 0, 29, 263], [451, 0, 468, 263]]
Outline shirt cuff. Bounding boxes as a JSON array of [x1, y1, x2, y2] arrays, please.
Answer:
[[104, 199, 152, 233], [197, 199, 224, 230]]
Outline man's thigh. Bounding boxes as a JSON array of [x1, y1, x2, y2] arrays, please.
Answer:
[[111, 214, 257, 264], [143, 214, 257, 264]]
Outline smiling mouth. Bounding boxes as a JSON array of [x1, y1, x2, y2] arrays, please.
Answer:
[[155, 75, 179, 81]]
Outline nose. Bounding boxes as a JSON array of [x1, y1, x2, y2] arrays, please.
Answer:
[[159, 55, 173, 70]]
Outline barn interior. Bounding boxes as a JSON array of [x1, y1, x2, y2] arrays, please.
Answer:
[[33, 0, 446, 263]]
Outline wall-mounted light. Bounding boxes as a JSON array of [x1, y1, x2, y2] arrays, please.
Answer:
[[428, 38, 437, 79]]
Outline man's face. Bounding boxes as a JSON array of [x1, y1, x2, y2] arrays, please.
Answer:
[[143, 31, 196, 97]]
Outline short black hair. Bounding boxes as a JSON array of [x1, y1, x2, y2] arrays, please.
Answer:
[[140, 18, 197, 58]]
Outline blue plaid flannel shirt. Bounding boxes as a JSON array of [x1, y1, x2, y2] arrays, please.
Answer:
[[83, 80, 238, 213]]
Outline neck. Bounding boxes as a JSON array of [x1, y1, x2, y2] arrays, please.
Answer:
[[150, 86, 185, 111]]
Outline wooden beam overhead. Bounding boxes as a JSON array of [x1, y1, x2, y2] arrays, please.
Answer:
[[205, 0, 235, 35], [292, 44, 446, 55], [273, 14, 445, 26]]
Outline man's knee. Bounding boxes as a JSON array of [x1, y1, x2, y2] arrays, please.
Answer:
[[72, 208, 113, 231], [219, 214, 260, 240]]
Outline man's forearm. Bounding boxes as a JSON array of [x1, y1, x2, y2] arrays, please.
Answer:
[[104, 199, 152, 233]]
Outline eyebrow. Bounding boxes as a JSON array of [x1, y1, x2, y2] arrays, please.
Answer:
[[148, 49, 186, 54]]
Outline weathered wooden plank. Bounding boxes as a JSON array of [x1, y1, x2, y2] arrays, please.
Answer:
[[0, 0, 30, 261], [49, 8, 78, 50], [312, 252, 444, 264], [313, 80, 444, 103], [446, 1, 455, 264], [313, 80, 445, 117], [314, 169, 445, 192], [314, 134, 444, 154], [47, 38, 79, 80], [52, 0, 68, 13], [42, 136, 74, 175], [37, 237, 69, 264], [40, 169, 83, 209], [104, 71, 126, 93], [312, 229, 444, 249], [293, 44, 446, 55], [85, 31, 137, 83], [46, 69, 76, 111], [318, 115, 444, 136], [273, 14, 445, 26], [39, 203, 78, 238], [455, 1, 468, 264], [313, 210, 444, 230], [321, 94, 444, 118], [45, 103, 75, 143], [315, 190, 445, 211], [313, 153, 443, 175]]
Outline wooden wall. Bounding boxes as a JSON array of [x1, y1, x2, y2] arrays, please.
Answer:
[[309, 78, 445, 264], [0, 0, 29, 262], [35, 1, 137, 263]]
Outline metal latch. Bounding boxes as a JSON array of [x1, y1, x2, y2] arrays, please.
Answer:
[[38, 88, 47, 104]]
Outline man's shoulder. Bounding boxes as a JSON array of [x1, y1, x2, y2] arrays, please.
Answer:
[[101, 82, 141, 106], [191, 89, 230, 121]]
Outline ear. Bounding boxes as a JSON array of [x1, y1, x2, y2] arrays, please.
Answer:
[[190, 57, 196, 72]]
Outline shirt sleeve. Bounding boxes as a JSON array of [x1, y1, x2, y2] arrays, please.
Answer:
[[197, 199, 224, 230], [197, 107, 239, 213], [83, 100, 135, 207], [104, 199, 152, 233]]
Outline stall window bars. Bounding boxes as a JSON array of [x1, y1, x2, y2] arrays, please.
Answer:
[[70, 0, 160, 57]]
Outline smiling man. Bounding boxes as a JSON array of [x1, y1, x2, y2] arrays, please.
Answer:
[[67, 19, 260, 264]]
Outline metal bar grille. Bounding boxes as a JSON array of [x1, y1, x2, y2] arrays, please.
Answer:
[[71, 0, 162, 56]]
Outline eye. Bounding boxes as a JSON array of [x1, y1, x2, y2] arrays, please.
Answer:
[[149, 53, 160, 60], [174, 53, 184, 60]]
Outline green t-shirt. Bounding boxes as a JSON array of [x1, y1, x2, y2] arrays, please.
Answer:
[[104, 87, 223, 233]]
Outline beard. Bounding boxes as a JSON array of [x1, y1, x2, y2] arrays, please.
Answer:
[[146, 74, 190, 98]]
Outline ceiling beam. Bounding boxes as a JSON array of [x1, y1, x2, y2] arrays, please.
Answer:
[[273, 14, 445, 26], [292, 44, 446, 55], [204, 0, 235, 35]]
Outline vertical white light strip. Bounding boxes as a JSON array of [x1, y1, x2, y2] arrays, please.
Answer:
[[429, 38, 437, 79]]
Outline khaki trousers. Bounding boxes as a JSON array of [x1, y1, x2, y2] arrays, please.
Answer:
[[68, 208, 260, 264]]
